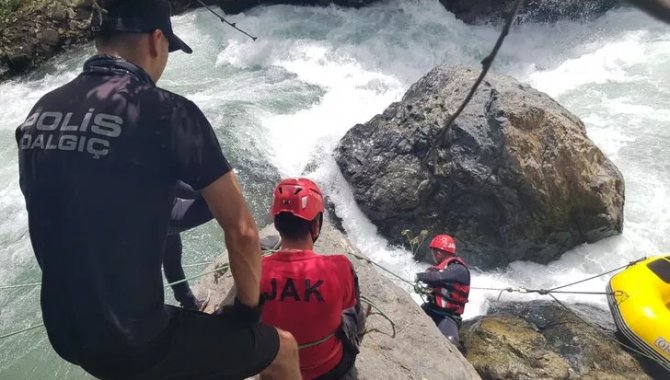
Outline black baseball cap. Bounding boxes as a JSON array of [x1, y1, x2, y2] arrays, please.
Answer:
[[94, 0, 192, 54]]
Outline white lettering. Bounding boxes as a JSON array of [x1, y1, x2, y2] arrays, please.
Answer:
[[92, 114, 123, 138], [656, 337, 670, 355], [80, 109, 94, 132], [36, 112, 62, 131], [58, 135, 77, 151], [45, 135, 58, 150], [20, 134, 32, 149], [30, 134, 45, 149], [21, 112, 39, 128], [60, 112, 79, 132], [86, 138, 109, 159], [77, 136, 87, 152]]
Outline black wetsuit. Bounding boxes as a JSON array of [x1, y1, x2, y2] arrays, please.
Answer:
[[17, 56, 279, 379], [417, 262, 470, 349], [165, 181, 213, 310]]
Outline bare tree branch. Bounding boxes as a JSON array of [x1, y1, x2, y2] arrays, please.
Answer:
[[626, 0, 670, 23], [422, 0, 526, 167]]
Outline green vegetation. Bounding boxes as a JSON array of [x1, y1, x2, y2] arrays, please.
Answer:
[[0, 0, 23, 19], [401, 229, 429, 258]]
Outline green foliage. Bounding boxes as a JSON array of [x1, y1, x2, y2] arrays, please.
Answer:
[[0, 0, 23, 19], [401, 229, 429, 258]]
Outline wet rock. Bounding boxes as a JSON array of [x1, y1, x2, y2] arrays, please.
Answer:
[[40, 29, 60, 48], [335, 66, 624, 269], [196, 217, 481, 379], [439, 0, 622, 24], [461, 301, 656, 379], [6, 48, 33, 72]]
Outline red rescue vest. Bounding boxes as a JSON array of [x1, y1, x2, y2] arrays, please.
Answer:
[[261, 250, 356, 380], [428, 256, 470, 315]]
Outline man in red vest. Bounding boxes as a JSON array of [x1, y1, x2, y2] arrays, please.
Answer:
[[416, 234, 470, 351], [261, 178, 366, 380]]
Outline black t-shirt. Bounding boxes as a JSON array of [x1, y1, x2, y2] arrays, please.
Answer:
[[15, 56, 231, 362]]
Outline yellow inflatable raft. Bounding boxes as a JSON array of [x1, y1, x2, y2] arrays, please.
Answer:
[[607, 255, 670, 372]]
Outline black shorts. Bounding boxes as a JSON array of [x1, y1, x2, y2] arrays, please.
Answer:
[[81, 306, 280, 380]]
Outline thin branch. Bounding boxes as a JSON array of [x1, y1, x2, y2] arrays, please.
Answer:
[[195, 0, 258, 41], [422, 0, 526, 166]]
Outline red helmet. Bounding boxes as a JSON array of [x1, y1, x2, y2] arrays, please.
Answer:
[[429, 234, 456, 254], [271, 178, 324, 221]]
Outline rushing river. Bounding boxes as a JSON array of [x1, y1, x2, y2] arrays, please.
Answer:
[[0, 1, 668, 377]]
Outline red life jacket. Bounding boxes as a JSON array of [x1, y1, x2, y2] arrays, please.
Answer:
[[261, 250, 356, 380], [428, 256, 470, 315]]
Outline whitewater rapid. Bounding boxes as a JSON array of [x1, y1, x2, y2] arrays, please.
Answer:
[[0, 1, 668, 377]]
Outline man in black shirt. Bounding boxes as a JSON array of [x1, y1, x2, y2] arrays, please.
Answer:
[[16, 1, 300, 379]]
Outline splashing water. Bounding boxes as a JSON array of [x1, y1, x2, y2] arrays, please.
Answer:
[[0, 1, 668, 376]]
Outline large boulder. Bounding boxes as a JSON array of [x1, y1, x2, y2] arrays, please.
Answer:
[[195, 218, 481, 379], [461, 301, 659, 379], [439, 0, 621, 24], [335, 66, 624, 269]]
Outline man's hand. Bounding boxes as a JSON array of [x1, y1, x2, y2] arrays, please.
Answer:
[[202, 172, 261, 307], [216, 297, 263, 326], [413, 282, 430, 295]]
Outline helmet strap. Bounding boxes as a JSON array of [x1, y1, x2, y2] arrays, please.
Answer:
[[310, 214, 323, 243]]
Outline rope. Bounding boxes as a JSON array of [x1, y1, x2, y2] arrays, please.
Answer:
[[194, 0, 258, 41], [0, 264, 231, 341], [470, 286, 619, 296], [0, 323, 45, 340], [545, 292, 665, 366], [0, 253, 647, 343], [361, 295, 396, 338], [547, 257, 646, 292], [0, 247, 284, 341], [0, 282, 41, 290], [346, 252, 416, 287], [298, 333, 335, 350], [164, 264, 229, 288], [181, 261, 213, 268], [423, 0, 526, 165]]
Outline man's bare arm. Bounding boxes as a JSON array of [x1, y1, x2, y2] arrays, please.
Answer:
[[201, 171, 261, 307]]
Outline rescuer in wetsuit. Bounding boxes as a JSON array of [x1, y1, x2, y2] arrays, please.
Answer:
[[416, 234, 470, 351]]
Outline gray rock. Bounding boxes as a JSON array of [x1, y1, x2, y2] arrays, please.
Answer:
[[335, 66, 624, 269], [196, 217, 481, 379], [461, 301, 657, 379], [39, 29, 61, 48], [439, 0, 621, 24]]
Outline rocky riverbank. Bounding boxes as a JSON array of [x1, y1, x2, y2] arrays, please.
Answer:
[[461, 301, 665, 379]]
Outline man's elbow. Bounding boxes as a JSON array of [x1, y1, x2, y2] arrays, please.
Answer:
[[226, 221, 259, 247]]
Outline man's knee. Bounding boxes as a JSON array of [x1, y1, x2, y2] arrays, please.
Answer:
[[275, 329, 298, 360], [261, 328, 299, 378]]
